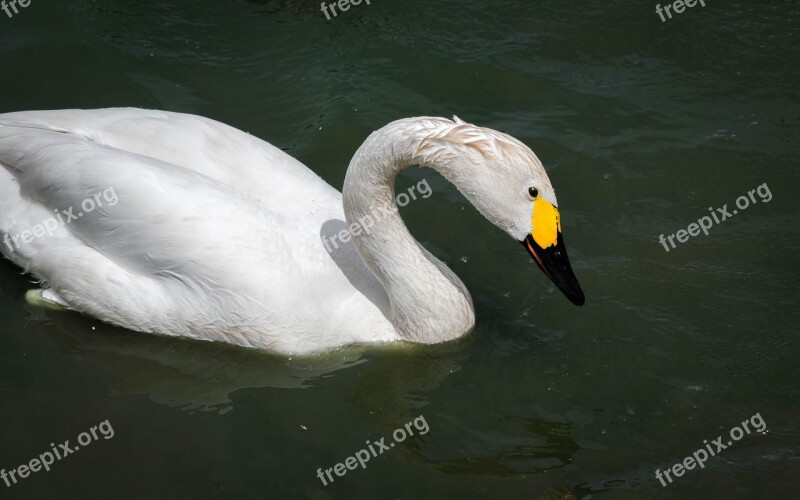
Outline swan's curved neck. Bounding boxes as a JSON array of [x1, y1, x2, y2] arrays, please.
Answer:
[[342, 118, 476, 343]]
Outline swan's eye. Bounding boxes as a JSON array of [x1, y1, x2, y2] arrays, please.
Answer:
[[528, 187, 539, 199]]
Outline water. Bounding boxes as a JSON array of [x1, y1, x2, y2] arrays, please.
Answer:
[[0, 1, 798, 498]]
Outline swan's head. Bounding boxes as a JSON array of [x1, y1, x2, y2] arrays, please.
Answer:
[[415, 117, 585, 306]]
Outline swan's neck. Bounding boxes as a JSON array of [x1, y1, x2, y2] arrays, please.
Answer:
[[342, 118, 476, 343]]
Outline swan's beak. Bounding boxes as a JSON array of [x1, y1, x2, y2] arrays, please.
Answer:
[[521, 198, 585, 306]]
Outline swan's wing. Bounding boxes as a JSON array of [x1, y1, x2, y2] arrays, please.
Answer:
[[0, 124, 321, 343], [0, 108, 340, 218], [0, 123, 301, 281]]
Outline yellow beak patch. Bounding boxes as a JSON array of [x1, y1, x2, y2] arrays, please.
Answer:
[[532, 197, 561, 249]]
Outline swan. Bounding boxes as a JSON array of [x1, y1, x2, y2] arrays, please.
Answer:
[[0, 108, 584, 354]]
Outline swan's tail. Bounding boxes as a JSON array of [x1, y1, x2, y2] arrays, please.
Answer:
[[25, 289, 70, 311]]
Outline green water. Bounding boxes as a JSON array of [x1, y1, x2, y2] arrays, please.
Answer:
[[1, 1, 798, 498]]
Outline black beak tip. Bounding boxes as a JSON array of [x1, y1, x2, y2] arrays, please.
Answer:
[[522, 234, 586, 306], [568, 288, 586, 306]]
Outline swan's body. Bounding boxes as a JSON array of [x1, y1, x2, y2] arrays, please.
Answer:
[[0, 109, 583, 354]]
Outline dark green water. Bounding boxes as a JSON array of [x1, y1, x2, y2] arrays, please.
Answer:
[[1, 1, 798, 498]]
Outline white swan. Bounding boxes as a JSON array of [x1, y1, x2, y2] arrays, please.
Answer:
[[0, 108, 584, 354]]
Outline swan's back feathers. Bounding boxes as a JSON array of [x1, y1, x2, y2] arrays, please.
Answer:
[[0, 108, 339, 214], [0, 124, 269, 269]]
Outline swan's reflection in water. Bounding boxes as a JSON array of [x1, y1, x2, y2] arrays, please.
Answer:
[[38, 310, 370, 412]]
